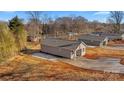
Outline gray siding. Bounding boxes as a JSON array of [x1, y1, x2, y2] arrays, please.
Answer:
[[41, 45, 72, 58]]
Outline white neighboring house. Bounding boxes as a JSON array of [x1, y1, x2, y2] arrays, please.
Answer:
[[41, 38, 86, 59]]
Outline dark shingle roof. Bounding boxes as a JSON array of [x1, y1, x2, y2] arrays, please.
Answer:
[[42, 38, 75, 47], [91, 32, 103, 35], [92, 31, 124, 36], [102, 33, 123, 36], [42, 38, 84, 51], [78, 34, 107, 42], [91, 31, 123, 40], [61, 42, 82, 50]]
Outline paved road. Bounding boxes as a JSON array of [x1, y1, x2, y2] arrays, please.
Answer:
[[61, 57, 124, 74]]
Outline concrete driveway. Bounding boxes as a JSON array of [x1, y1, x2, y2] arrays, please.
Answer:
[[32, 52, 124, 74], [32, 52, 60, 61], [61, 57, 124, 74]]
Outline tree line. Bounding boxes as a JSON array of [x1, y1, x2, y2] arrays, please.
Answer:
[[25, 11, 124, 40]]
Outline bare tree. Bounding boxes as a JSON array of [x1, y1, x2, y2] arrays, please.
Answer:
[[26, 11, 42, 42], [41, 14, 52, 36], [109, 11, 124, 32], [72, 16, 88, 33], [27, 11, 42, 23]]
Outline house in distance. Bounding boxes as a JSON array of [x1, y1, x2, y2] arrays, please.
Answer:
[[91, 31, 124, 41], [78, 34, 108, 47], [41, 38, 86, 59]]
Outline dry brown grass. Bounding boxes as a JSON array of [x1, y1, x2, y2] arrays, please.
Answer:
[[86, 47, 124, 59], [108, 40, 124, 46], [83, 54, 99, 59], [1, 42, 124, 81], [22, 42, 41, 55], [0, 54, 124, 81], [26, 42, 40, 50]]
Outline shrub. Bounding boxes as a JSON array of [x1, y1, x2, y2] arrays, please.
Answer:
[[0, 23, 17, 62]]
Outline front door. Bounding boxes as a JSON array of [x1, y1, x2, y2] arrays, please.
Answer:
[[102, 41, 106, 46], [76, 49, 82, 56]]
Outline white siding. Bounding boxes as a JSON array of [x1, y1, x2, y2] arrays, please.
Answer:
[[122, 34, 124, 40], [74, 43, 86, 57]]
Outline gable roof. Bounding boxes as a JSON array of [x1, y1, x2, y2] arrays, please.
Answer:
[[102, 33, 123, 36], [42, 38, 85, 51], [91, 31, 103, 35], [91, 31, 124, 40], [61, 42, 85, 50], [78, 34, 107, 42], [42, 38, 75, 47], [92, 31, 124, 36]]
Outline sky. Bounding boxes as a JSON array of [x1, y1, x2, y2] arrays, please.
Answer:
[[0, 11, 110, 23]]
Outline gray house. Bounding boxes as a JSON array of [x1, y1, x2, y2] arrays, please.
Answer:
[[91, 31, 124, 41], [41, 38, 86, 59], [78, 34, 108, 47], [91, 31, 104, 36]]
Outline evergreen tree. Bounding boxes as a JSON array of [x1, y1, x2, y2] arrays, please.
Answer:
[[9, 16, 27, 51]]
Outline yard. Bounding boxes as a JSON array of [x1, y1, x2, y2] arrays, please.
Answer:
[[108, 40, 124, 45], [85, 47, 124, 59], [0, 53, 124, 80], [0, 42, 124, 81]]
